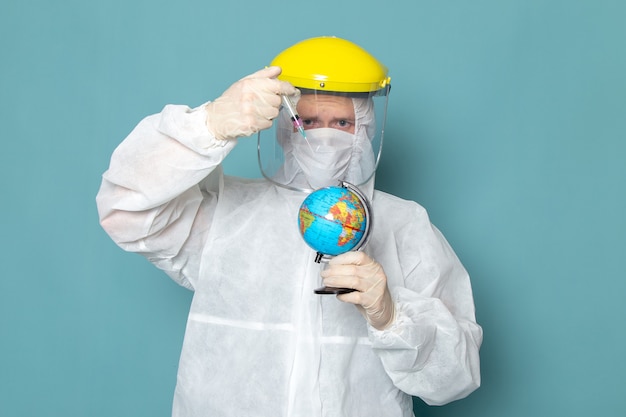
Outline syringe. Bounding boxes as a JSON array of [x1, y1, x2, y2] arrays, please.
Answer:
[[281, 95, 306, 139]]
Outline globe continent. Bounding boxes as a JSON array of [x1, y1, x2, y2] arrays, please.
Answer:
[[298, 186, 367, 256]]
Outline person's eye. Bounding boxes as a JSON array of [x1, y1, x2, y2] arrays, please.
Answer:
[[336, 120, 353, 129], [302, 118, 318, 129]]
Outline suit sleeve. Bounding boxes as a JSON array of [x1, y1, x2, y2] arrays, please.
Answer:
[[368, 202, 483, 405], [96, 104, 236, 290]]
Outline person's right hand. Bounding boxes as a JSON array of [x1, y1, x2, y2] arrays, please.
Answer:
[[205, 66, 297, 141]]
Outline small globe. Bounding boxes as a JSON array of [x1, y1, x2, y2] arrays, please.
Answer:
[[298, 185, 369, 257]]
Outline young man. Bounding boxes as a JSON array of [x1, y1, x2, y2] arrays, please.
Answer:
[[97, 36, 482, 417]]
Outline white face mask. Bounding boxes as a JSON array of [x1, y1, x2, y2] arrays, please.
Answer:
[[292, 128, 355, 189]]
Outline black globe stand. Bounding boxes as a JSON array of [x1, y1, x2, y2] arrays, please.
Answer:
[[314, 286, 356, 295]]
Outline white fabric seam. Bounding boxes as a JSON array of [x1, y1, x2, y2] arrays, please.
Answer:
[[189, 313, 294, 332], [189, 313, 371, 345]]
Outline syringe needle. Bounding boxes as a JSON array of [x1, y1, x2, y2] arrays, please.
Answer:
[[281, 95, 306, 139]]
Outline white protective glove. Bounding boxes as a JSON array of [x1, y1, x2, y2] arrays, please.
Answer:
[[205, 66, 298, 141], [320, 251, 396, 330]]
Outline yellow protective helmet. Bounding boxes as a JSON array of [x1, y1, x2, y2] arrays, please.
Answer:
[[270, 36, 391, 94]]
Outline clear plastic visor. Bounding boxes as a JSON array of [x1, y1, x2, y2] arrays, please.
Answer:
[[258, 87, 390, 192]]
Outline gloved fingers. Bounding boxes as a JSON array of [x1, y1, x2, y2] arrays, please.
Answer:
[[320, 266, 367, 291], [226, 75, 294, 119], [321, 252, 381, 292], [240, 66, 282, 81], [321, 273, 362, 293], [321, 251, 395, 330], [240, 66, 298, 96], [323, 272, 386, 304], [225, 77, 280, 107], [205, 67, 296, 140], [236, 91, 280, 121], [249, 81, 284, 112], [258, 79, 298, 104]]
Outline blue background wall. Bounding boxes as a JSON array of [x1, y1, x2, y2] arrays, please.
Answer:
[[1, 1, 624, 416]]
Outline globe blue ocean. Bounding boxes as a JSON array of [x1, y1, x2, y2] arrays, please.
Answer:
[[298, 186, 368, 256]]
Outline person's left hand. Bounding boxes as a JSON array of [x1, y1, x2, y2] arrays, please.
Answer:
[[320, 251, 395, 330]]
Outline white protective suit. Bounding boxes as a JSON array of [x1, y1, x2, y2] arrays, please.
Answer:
[[96, 103, 482, 417]]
